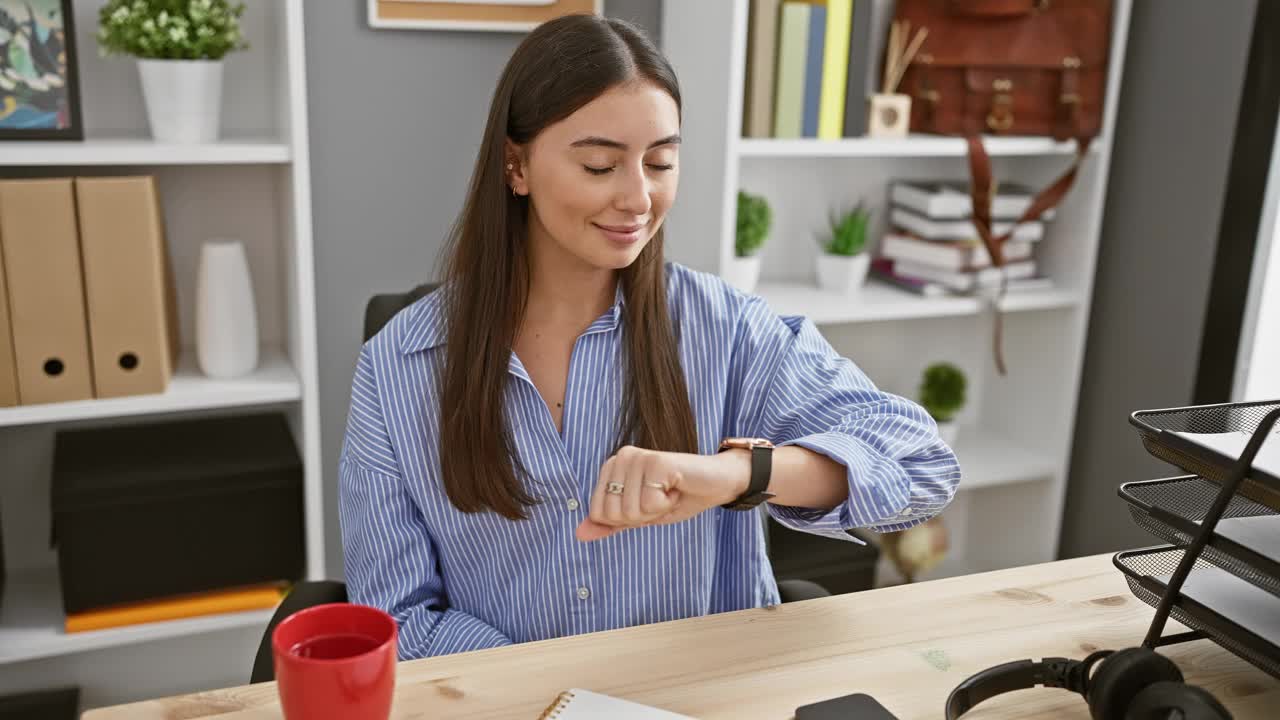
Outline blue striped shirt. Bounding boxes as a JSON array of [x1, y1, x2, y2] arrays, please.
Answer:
[[339, 263, 960, 660]]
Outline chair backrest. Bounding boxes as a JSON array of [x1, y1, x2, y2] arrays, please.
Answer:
[[362, 283, 439, 343], [249, 283, 438, 684], [249, 580, 349, 683]]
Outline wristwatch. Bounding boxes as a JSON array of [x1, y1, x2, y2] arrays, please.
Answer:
[[718, 437, 776, 510]]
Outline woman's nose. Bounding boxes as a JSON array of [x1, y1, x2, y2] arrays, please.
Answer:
[[614, 166, 652, 216]]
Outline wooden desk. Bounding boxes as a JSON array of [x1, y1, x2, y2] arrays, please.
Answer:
[[85, 554, 1277, 719]]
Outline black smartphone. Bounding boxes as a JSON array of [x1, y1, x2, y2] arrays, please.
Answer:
[[795, 692, 900, 720]]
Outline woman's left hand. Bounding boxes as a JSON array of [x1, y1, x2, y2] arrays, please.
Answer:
[[575, 446, 751, 542]]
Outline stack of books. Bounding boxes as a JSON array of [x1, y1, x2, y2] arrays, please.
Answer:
[[872, 181, 1057, 297], [742, 0, 878, 139]]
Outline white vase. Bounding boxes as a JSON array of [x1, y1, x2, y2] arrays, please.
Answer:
[[816, 253, 871, 295], [196, 240, 259, 379], [723, 255, 763, 294], [137, 59, 224, 143], [936, 421, 960, 446]]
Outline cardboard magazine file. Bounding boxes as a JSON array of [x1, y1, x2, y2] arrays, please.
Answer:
[[0, 221, 18, 407], [74, 176, 179, 398], [0, 179, 94, 404]]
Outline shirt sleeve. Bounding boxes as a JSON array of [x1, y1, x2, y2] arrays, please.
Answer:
[[725, 296, 961, 541], [339, 346, 512, 659]]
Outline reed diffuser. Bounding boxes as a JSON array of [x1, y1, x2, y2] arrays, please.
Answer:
[[868, 20, 928, 137]]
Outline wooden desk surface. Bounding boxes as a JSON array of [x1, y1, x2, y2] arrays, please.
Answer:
[[85, 554, 1278, 719]]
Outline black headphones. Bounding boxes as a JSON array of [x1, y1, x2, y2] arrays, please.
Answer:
[[945, 647, 1232, 719]]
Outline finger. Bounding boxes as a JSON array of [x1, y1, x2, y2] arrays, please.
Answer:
[[653, 489, 699, 525], [575, 518, 621, 542], [602, 455, 625, 526], [622, 451, 647, 524], [589, 457, 613, 527], [640, 467, 678, 516]]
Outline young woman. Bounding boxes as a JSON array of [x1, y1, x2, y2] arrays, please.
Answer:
[[339, 14, 960, 661]]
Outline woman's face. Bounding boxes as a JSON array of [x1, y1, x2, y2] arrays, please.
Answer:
[[510, 80, 680, 272]]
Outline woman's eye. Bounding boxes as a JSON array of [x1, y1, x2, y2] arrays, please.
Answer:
[[584, 165, 613, 175], [647, 163, 675, 172]]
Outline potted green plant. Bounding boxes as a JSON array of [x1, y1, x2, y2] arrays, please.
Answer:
[[816, 203, 871, 295], [98, 0, 248, 143], [730, 190, 770, 293], [919, 362, 966, 444]]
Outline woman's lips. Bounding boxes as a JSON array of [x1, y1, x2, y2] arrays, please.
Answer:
[[595, 222, 645, 246]]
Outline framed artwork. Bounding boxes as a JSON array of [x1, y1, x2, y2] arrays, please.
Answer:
[[0, 0, 82, 140], [368, 0, 603, 33]]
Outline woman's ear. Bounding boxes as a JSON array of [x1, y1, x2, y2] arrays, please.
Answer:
[[504, 139, 529, 197]]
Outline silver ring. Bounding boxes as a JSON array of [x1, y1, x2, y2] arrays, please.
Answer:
[[606, 481, 625, 495]]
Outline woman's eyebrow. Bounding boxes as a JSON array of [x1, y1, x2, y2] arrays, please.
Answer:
[[569, 134, 683, 150]]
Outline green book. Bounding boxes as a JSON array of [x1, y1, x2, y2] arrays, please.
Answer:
[[772, 2, 810, 139]]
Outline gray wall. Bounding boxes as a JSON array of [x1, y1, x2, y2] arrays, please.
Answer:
[[304, 1, 662, 578], [1059, 0, 1256, 557]]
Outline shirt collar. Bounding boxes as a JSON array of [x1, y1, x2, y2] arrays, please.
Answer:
[[399, 279, 625, 355]]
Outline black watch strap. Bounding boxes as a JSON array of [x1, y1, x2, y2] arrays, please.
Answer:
[[721, 445, 776, 511]]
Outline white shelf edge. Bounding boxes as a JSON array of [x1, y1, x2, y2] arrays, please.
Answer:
[[735, 135, 1102, 159], [0, 568, 275, 665], [951, 427, 1057, 492], [755, 279, 1081, 325], [0, 347, 301, 428], [0, 138, 292, 166]]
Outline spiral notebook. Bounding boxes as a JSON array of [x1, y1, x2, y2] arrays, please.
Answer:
[[537, 689, 695, 719]]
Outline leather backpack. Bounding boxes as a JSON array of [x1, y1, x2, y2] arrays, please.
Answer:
[[891, 0, 1113, 371]]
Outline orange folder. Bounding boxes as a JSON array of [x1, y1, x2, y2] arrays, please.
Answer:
[[65, 584, 285, 634]]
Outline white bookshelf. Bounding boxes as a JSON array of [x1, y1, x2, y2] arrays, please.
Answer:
[[663, 0, 1132, 581], [756, 280, 1081, 324], [736, 135, 1100, 158], [0, 348, 300, 428], [1, 139, 292, 166], [0, 0, 320, 709], [0, 568, 274, 665]]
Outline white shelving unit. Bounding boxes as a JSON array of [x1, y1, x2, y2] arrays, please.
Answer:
[[736, 134, 1098, 158], [756, 281, 1082, 324], [1, 139, 292, 166], [0, 568, 276, 665], [0, 0, 320, 709], [663, 0, 1132, 581], [0, 348, 300, 428]]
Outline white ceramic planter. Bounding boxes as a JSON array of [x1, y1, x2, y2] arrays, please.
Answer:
[[138, 59, 224, 143], [936, 420, 959, 446], [816, 253, 870, 295], [196, 240, 259, 378], [723, 255, 763, 294]]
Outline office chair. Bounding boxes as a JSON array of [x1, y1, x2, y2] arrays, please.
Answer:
[[249, 284, 830, 683]]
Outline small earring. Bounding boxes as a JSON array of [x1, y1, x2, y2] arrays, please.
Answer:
[[507, 163, 513, 170]]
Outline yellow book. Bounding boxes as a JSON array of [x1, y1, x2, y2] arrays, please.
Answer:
[[65, 584, 285, 633], [817, 0, 854, 139]]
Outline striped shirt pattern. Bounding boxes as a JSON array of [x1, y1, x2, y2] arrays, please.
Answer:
[[339, 263, 960, 660]]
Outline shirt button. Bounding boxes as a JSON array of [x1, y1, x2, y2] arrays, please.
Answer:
[[576, 586, 590, 600], [566, 498, 580, 511]]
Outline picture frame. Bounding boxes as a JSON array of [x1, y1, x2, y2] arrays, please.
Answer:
[[0, 0, 83, 141], [368, 0, 603, 33]]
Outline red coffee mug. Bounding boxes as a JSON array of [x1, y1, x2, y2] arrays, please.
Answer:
[[271, 602, 398, 720]]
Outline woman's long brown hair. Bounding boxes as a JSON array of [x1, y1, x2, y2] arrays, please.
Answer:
[[438, 15, 697, 520]]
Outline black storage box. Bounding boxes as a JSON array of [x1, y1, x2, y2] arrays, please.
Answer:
[[0, 496, 6, 608], [52, 412, 305, 614], [768, 519, 880, 595], [0, 687, 79, 720]]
